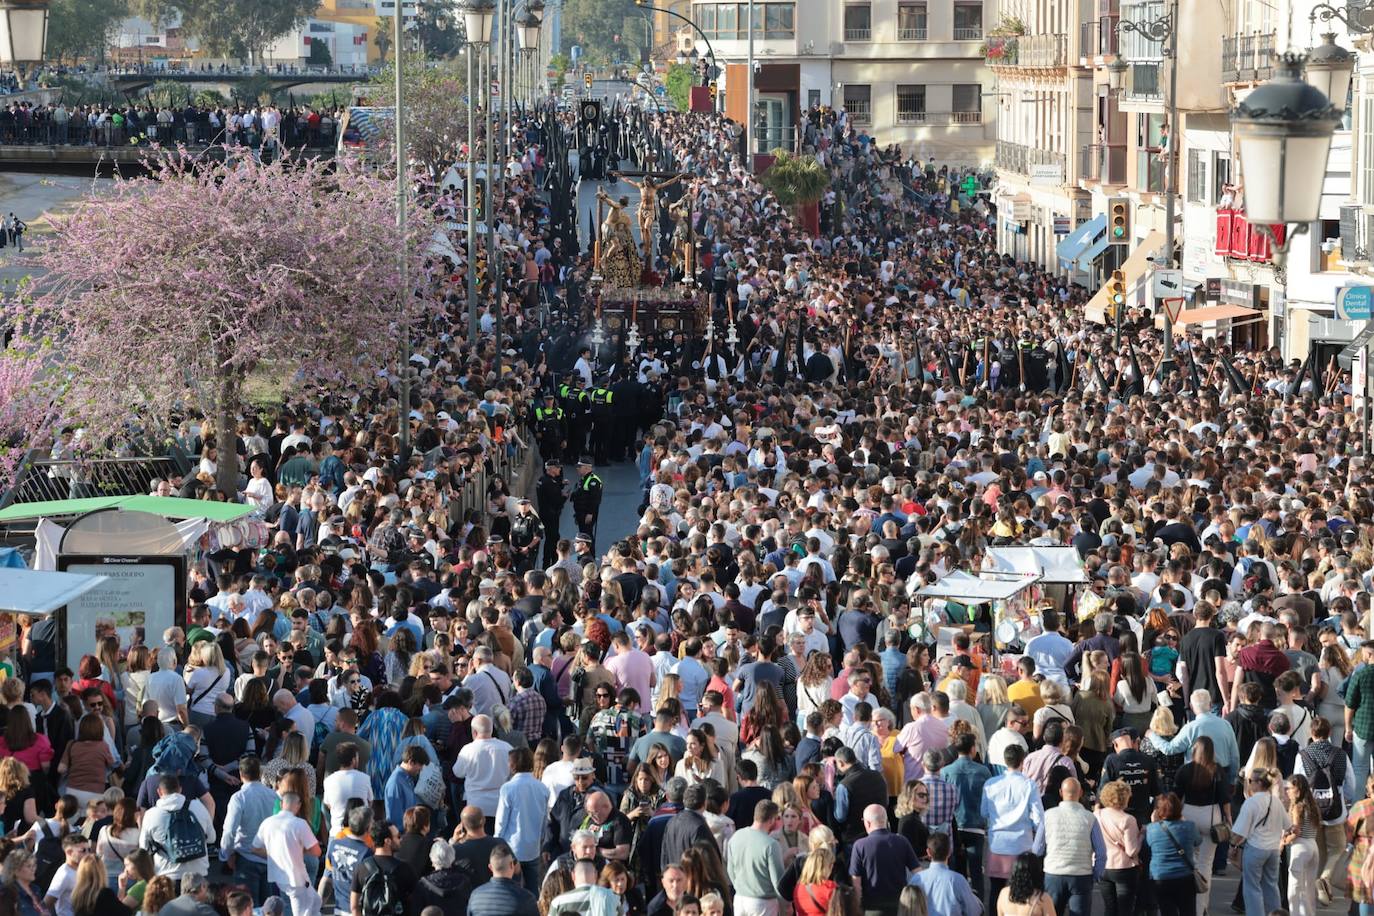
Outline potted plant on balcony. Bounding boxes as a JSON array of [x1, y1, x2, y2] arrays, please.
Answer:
[[983, 18, 1025, 62], [759, 150, 830, 237]]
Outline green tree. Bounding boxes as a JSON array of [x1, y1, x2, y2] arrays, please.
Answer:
[[560, 0, 639, 60], [131, 0, 318, 65], [308, 38, 333, 67], [664, 62, 693, 112], [47, 0, 128, 63], [374, 17, 393, 63], [411, 0, 465, 59]]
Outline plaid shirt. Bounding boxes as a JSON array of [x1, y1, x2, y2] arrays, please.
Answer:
[[1348, 664, 1374, 740], [509, 687, 547, 745], [921, 774, 960, 834]]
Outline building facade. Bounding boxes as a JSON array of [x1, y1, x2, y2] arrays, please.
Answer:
[[692, 0, 996, 163]]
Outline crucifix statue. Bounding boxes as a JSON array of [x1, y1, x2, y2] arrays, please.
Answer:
[[612, 171, 684, 262]]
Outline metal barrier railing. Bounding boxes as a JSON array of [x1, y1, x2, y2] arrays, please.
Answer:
[[1, 449, 192, 507]]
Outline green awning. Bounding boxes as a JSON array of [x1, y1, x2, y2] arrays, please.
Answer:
[[0, 495, 256, 523]]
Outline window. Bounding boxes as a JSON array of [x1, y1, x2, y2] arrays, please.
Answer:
[[896, 85, 926, 122], [1364, 89, 1374, 206], [698, 4, 717, 38], [844, 5, 872, 41], [808, 89, 821, 108], [898, 3, 927, 40], [1186, 148, 1205, 203], [953, 3, 983, 39], [843, 84, 872, 123], [952, 84, 981, 122], [763, 4, 795, 37], [1213, 152, 1232, 205], [717, 3, 738, 39]]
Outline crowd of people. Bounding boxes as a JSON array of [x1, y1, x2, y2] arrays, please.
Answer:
[[1, 83, 1372, 916], [0, 100, 344, 150]]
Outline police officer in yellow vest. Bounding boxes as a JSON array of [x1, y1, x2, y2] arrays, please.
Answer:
[[570, 457, 603, 552], [587, 384, 615, 465], [558, 374, 590, 460], [533, 392, 567, 464]]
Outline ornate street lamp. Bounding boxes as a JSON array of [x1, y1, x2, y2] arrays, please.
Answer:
[[459, 0, 496, 44], [517, 9, 541, 51], [1107, 56, 1127, 93], [1310, 0, 1374, 33], [1231, 52, 1342, 254], [1304, 32, 1354, 113], [0, 0, 49, 76]]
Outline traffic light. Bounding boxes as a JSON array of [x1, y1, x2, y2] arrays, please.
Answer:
[[583, 72, 593, 92], [708, 81, 718, 100], [1108, 197, 1130, 245], [1106, 269, 1126, 315], [473, 175, 488, 224]]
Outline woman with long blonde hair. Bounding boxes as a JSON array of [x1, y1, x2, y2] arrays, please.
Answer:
[[70, 856, 123, 916], [793, 842, 838, 916]]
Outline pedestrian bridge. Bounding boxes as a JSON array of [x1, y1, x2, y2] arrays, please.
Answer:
[[105, 69, 367, 95]]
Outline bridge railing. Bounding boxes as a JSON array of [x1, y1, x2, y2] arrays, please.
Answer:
[[0, 119, 338, 150]]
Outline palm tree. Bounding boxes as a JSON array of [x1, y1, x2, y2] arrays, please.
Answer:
[[374, 18, 393, 63], [759, 150, 830, 210]]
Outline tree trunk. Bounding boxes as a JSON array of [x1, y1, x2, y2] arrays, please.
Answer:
[[214, 372, 240, 499]]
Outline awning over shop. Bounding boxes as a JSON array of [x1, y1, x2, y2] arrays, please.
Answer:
[[1084, 230, 1165, 324], [0, 496, 255, 524], [0, 567, 109, 616], [1175, 304, 1263, 325]]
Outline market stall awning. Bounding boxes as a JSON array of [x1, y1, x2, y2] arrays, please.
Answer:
[[0, 567, 109, 616], [916, 570, 1041, 603], [1175, 304, 1263, 325], [983, 545, 1088, 583], [0, 496, 255, 524]]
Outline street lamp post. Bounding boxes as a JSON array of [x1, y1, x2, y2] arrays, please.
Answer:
[[1231, 53, 1343, 259], [518, 10, 541, 106], [0, 0, 50, 83], [1115, 2, 1177, 370], [394, 0, 412, 453], [460, 0, 496, 345]]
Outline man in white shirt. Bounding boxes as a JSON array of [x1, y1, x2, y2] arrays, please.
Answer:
[[273, 690, 316, 738], [1022, 610, 1073, 687], [451, 714, 513, 821], [43, 833, 90, 916], [321, 743, 373, 833], [146, 648, 189, 729], [462, 646, 513, 718], [252, 792, 321, 916]]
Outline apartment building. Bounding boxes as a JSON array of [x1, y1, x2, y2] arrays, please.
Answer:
[[694, 0, 996, 163], [986, 0, 1093, 268]]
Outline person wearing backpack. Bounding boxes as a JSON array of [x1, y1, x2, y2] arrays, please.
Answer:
[[27, 795, 79, 894], [349, 820, 415, 916], [1294, 715, 1358, 905], [137, 774, 216, 881]]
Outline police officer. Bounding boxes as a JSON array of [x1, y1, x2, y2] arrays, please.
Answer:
[[558, 373, 590, 460], [536, 459, 568, 568], [533, 392, 567, 465], [508, 498, 545, 574], [587, 384, 615, 465], [570, 457, 603, 552]]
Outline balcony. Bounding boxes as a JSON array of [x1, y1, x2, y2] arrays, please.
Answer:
[[1137, 148, 1168, 194], [985, 33, 1068, 68], [898, 27, 928, 40], [953, 26, 984, 40], [1079, 144, 1127, 185], [845, 27, 872, 41], [1125, 61, 1162, 99], [896, 110, 984, 125], [1221, 32, 1276, 83], [846, 101, 872, 125], [996, 140, 1066, 177], [1079, 17, 1119, 57]]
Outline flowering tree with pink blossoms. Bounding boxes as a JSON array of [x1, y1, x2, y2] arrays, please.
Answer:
[[14, 153, 441, 495], [0, 347, 61, 490]]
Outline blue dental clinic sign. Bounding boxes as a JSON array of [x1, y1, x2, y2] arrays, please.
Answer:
[[1337, 286, 1374, 321]]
